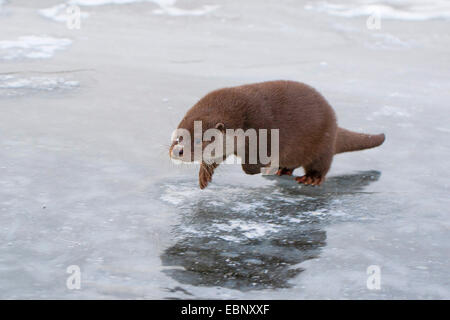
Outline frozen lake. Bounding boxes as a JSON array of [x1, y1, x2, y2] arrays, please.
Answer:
[[0, 0, 449, 299]]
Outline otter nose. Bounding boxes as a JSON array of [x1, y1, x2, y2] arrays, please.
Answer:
[[171, 145, 184, 158]]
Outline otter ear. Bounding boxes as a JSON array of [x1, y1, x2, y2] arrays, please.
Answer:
[[215, 122, 225, 132]]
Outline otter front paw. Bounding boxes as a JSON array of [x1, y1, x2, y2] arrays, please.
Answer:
[[199, 162, 217, 189]]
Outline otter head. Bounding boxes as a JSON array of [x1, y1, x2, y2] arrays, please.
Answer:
[[169, 117, 227, 165], [168, 89, 248, 188], [169, 88, 247, 166], [169, 90, 242, 164]]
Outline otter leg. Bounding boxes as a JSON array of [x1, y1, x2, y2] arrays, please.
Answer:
[[241, 164, 261, 175], [199, 162, 219, 189], [295, 152, 333, 186], [276, 168, 294, 176]]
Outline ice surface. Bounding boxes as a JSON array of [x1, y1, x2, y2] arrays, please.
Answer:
[[0, 36, 72, 60], [0, 75, 79, 97], [0, 0, 449, 299]]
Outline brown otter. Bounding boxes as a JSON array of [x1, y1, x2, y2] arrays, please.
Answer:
[[169, 80, 385, 189]]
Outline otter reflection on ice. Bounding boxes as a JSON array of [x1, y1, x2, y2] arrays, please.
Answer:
[[160, 171, 381, 291]]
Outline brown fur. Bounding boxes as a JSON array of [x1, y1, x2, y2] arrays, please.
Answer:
[[170, 80, 385, 188]]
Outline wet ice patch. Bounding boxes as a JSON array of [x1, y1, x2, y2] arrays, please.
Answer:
[[160, 179, 328, 290], [158, 178, 358, 244], [214, 219, 280, 240], [0, 75, 79, 97], [305, 1, 450, 21], [230, 201, 266, 214], [0, 36, 72, 60], [159, 171, 381, 290], [159, 180, 321, 239]]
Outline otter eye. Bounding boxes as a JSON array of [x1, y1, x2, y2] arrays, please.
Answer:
[[195, 138, 202, 144], [176, 136, 183, 144]]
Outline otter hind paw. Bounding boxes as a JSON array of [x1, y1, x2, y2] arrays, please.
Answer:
[[295, 175, 323, 186]]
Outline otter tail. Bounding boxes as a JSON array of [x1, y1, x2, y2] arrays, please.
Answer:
[[335, 127, 385, 154]]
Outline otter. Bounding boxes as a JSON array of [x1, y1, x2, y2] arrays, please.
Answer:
[[169, 80, 385, 189]]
